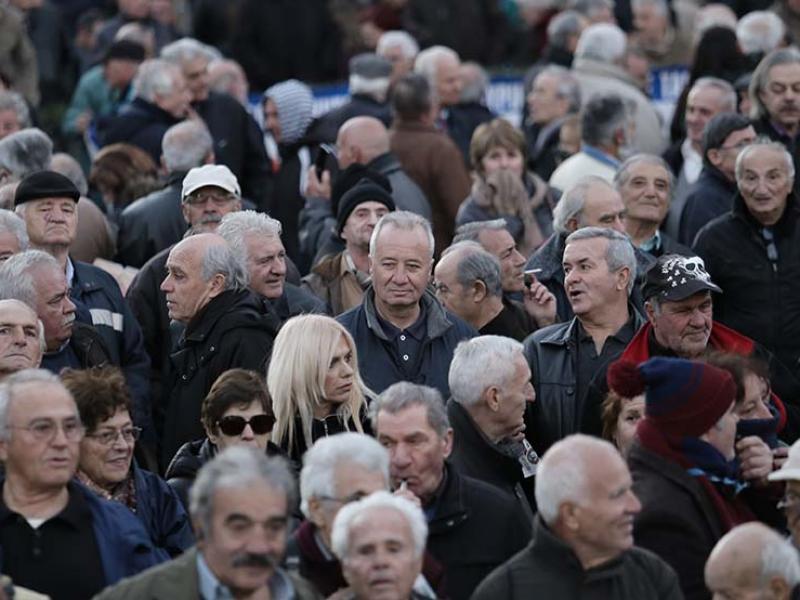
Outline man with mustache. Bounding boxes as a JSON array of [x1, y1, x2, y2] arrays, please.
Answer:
[[96, 447, 319, 599]]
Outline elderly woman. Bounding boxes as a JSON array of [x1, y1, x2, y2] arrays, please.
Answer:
[[165, 368, 279, 508], [267, 314, 371, 465], [601, 390, 645, 458], [456, 118, 557, 256], [61, 366, 193, 558]]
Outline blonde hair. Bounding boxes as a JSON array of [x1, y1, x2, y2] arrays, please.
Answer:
[[267, 315, 368, 452]]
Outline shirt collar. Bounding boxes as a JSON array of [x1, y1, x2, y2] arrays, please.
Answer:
[[196, 553, 296, 600], [376, 301, 427, 341], [66, 257, 75, 289], [580, 144, 621, 169], [639, 229, 662, 253]]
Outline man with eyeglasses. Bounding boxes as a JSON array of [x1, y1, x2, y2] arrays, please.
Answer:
[[0, 370, 164, 599], [695, 141, 800, 402]]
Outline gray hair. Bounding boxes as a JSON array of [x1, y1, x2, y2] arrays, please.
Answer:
[[369, 210, 434, 258], [377, 31, 420, 60], [448, 336, 525, 407], [0, 128, 53, 180], [0, 209, 29, 251], [631, 0, 668, 16], [50, 153, 89, 197], [452, 218, 508, 244], [0, 250, 62, 307], [331, 491, 428, 560], [0, 369, 65, 441], [459, 62, 490, 104], [735, 139, 795, 183], [440, 241, 502, 298], [614, 153, 675, 201], [0, 91, 31, 130], [133, 59, 182, 103], [750, 48, 800, 121], [582, 93, 629, 147], [761, 535, 800, 587], [575, 23, 627, 64], [299, 433, 389, 518], [536, 434, 617, 524], [552, 175, 612, 235], [160, 37, 219, 65], [414, 46, 460, 86], [547, 10, 586, 51], [565, 227, 637, 294], [569, 0, 616, 20], [538, 66, 581, 114], [189, 446, 296, 535], [217, 210, 283, 269], [161, 121, 213, 173], [690, 77, 737, 113], [369, 382, 450, 438], [200, 242, 250, 291], [737, 11, 786, 56]]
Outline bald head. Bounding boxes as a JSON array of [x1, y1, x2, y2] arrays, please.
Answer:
[[336, 116, 390, 169], [0, 298, 43, 377], [706, 522, 800, 599]]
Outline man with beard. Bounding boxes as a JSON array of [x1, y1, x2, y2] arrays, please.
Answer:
[[96, 447, 318, 599]]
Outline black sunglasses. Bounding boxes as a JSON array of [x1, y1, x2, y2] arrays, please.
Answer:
[[217, 414, 275, 436]]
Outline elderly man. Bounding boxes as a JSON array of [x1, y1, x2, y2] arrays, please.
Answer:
[[550, 93, 630, 191], [750, 48, 800, 177], [389, 74, 472, 252], [160, 234, 278, 464], [97, 447, 317, 599], [303, 178, 396, 316], [337, 211, 474, 397], [160, 38, 271, 209], [447, 336, 539, 516], [662, 78, 737, 214], [616, 154, 692, 257], [473, 434, 680, 599], [218, 211, 325, 324], [524, 66, 581, 180], [705, 522, 800, 599], [0, 299, 42, 379], [0, 91, 30, 140], [694, 141, 800, 376], [524, 228, 645, 453], [377, 30, 419, 87], [526, 176, 627, 321], [332, 492, 427, 600], [371, 380, 531, 599], [678, 113, 757, 245], [630, 0, 694, 69], [0, 370, 163, 599], [571, 23, 665, 154], [117, 120, 215, 268], [97, 58, 192, 163], [0, 209, 27, 261]]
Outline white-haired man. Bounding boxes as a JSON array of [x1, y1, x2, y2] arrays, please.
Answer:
[[473, 435, 681, 599], [705, 522, 800, 599], [0, 299, 42, 379], [377, 31, 419, 86], [96, 447, 318, 599], [331, 492, 428, 600], [159, 233, 278, 465]]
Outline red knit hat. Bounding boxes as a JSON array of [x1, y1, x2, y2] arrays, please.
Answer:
[[607, 357, 736, 438]]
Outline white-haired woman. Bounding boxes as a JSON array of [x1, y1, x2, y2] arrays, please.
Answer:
[[267, 314, 372, 465]]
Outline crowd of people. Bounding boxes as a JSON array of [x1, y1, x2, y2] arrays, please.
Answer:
[[3, 0, 800, 598]]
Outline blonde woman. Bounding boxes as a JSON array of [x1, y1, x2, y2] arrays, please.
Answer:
[[267, 314, 372, 464]]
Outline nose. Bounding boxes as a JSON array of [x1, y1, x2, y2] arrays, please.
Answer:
[[688, 308, 708, 327], [273, 257, 287, 276], [11, 327, 26, 346], [391, 443, 412, 470], [240, 423, 255, 440], [64, 295, 76, 315], [564, 267, 579, 286], [160, 274, 172, 292], [512, 249, 525, 268], [525, 382, 536, 403], [627, 489, 642, 514], [611, 215, 626, 234]]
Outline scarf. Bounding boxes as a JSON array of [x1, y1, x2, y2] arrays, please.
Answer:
[[737, 408, 781, 449], [76, 469, 138, 513]]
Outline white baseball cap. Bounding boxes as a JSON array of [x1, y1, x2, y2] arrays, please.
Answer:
[[768, 439, 800, 482], [182, 164, 241, 199]]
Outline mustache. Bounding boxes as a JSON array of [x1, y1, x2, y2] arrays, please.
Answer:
[[199, 214, 222, 225], [63, 313, 76, 327], [231, 552, 277, 569]]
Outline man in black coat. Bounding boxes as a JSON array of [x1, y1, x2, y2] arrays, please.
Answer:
[[371, 381, 532, 600], [160, 233, 278, 465]]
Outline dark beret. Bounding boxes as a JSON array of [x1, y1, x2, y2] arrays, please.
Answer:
[[15, 170, 80, 206]]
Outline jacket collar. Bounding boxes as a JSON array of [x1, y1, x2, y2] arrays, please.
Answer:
[[363, 287, 453, 341], [731, 190, 800, 233], [427, 463, 469, 533], [367, 152, 401, 175], [538, 304, 645, 347], [184, 289, 253, 342]]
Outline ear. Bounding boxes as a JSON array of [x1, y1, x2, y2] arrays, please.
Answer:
[[193, 518, 207, 545], [205, 424, 220, 448], [306, 497, 328, 531], [207, 273, 227, 298], [768, 575, 790, 599], [368, 255, 374, 277], [181, 203, 192, 225], [471, 279, 488, 303], [442, 428, 454, 459], [485, 386, 501, 412], [644, 300, 657, 325], [566, 217, 579, 233], [0, 439, 7, 463], [616, 266, 631, 292], [707, 148, 722, 169], [560, 502, 581, 532]]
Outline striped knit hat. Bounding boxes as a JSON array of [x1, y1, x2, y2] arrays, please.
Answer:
[[263, 79, 314, 145]]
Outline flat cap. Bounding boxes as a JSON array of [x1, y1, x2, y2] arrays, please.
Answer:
[[15, 170, 80, 206]]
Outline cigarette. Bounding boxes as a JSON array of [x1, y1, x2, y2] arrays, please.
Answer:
[[399, 479, 408, 492], [524, 269, 543, 275]]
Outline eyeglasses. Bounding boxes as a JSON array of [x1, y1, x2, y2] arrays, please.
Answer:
[[184, 192, 237, 207], [86, 426, 142, 446], [217, 414, 275, 436], [8, 418, 85, 442], [317, 491, 371, 505]]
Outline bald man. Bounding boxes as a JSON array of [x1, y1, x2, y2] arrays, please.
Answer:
[[160, 233, 278, 464], [0, 299, 43, 379], [705, 523, 800, 600]]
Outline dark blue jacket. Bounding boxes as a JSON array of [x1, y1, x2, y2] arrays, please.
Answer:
[[679, 165, 737, 246], [0, 479, 166, 586], [133, 463, 194, 558], [71, 260, 152, 436], [337, 288, 476, 397]]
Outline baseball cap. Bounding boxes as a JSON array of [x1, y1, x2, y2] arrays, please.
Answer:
[[641, 254, 722, 303], [182, 165, 241, 200]]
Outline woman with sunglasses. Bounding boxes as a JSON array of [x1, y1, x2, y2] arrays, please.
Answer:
[[165, 368, 280, 509], [267, 314, 371, 467], [61, 366, 194, 559]]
